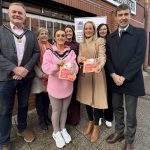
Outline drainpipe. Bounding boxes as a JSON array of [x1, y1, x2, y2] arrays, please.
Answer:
[[143, 0, 149, 71], [0, 0, 2, 26]]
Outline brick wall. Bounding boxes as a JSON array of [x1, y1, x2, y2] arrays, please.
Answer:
[[52, 0, 145, 31]]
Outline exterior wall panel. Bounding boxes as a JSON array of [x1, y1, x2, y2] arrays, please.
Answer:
[[52, 0, 145, 30]]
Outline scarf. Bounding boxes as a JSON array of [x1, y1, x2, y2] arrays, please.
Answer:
[[38, 40, 51, 65], [38, 40, 51, 88]]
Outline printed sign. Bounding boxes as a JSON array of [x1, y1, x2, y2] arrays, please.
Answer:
[[74, 16, 107, 43]]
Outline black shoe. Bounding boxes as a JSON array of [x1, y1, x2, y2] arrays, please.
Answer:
[[106, 132, 124, 144], [39, 121, 48, 130], [123, 143, 134, 150]]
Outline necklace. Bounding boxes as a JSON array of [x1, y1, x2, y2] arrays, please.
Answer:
[[49, 48, 71, 60], [3, 25, 28, 43]]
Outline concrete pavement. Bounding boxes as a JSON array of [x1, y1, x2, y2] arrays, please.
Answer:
[[10, 72, 150, 150]]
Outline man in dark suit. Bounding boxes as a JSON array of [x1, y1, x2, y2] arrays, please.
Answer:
[[106, 4, 147, 150], [0, 2, 39, 150]]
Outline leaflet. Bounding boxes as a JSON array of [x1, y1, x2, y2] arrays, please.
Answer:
[[59, 62, 76, 81], [83, 58, 98, 73]]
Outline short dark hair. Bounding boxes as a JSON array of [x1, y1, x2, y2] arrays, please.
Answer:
[[97, 24, 110, 38], [115, 3, 130, 16]]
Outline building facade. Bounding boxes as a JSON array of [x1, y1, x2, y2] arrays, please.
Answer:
[[1, 0, 148, 39], [0, 0, 150, 112]]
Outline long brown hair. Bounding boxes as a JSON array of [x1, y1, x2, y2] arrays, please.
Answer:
[[97, 24, 110, 38], [64, 25, 76, 42]]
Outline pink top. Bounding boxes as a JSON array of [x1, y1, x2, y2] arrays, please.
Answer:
[[42, 45, 78, 99]]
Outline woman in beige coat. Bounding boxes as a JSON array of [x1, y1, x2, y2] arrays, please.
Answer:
[[76, 21, 108, 142]]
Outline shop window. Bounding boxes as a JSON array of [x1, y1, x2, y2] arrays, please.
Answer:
[[2, 8, 74, 40], [61, 24, 66, 30], [54, 22, 61, 34], [31, 18, 39, 33], [2, 12, 9, 24], [25, 17, 30, 29], [40, 20, 46, 28], [47, 21, 53, 44]]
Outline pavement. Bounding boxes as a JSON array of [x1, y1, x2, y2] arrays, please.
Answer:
[[10, 71, 150, 150]]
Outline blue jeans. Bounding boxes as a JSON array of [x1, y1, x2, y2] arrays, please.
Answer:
[[0, 78, 33, 148]]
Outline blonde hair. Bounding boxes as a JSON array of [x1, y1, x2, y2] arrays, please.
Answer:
[[37, 27, 49, 37], [83, 21, 96, 42]]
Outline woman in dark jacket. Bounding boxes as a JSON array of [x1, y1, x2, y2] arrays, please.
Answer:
[[64, 26, 80, 125], [97, 24, 113, 128], [32, 27, 51, 130]]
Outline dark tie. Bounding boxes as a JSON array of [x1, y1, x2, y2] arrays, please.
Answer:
[[120, 30, 124, 37]]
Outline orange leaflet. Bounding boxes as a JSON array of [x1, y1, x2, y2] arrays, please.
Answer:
[[59, 62, 76, 81], [83, 58, 99, 73]]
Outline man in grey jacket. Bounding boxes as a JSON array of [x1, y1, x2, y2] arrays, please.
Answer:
[[0, 2, 39, 150]]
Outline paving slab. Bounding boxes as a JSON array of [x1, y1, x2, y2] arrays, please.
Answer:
[[9, 74, 150, 150]]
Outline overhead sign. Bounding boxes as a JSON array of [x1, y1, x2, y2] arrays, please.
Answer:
[[106, 0, 136, 15], [74, 16, 107, 43]]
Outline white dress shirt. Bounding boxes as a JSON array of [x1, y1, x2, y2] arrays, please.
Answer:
[[10, 22, 26, 66], [118, 24, 129, 37]]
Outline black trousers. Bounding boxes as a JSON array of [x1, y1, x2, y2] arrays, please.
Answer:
[[99, 86, 113, 121], [99, 66, 113, 121], [112, 92, 138, 144], [99, 108, 113, 122], [35, 92, 50, 122], [86, 105, 100, 125], [67, 76, 80, 125]]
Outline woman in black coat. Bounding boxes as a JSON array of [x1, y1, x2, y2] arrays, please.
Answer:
[[64, 26, 80, 125], [97, 24, 113, 128]]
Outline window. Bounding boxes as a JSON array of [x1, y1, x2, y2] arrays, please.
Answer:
[[2, 8, 74, 41]]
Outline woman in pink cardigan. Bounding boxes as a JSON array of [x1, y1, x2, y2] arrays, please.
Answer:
[[42, 29, 78, 149]]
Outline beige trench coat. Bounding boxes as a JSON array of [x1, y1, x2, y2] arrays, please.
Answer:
[[76, 37, 108, 109]]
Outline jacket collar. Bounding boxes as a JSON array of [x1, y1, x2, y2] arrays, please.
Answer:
[[110, 24, 134, 38]]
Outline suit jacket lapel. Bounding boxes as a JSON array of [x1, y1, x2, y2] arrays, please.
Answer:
[[3, 25, 18, 64], [24, 30, 30, 51], [21, 31, 30, 65], [111, 29, 120, 46], [115, 33, 121, 46], [4, 24, 17, 50]]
